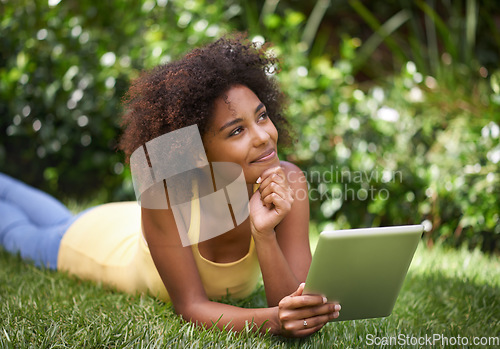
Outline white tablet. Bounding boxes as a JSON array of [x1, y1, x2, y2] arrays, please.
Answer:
[[303, 225, 423, 321]]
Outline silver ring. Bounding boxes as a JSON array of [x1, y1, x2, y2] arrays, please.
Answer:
[[303, 319, 307, 327]]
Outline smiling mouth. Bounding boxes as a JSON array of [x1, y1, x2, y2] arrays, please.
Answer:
[[251, 149, 277, 163]]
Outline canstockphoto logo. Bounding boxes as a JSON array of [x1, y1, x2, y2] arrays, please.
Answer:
[[130, 125, 249, 246]]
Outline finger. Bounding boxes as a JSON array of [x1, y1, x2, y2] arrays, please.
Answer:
[[291, 282, 305, 297], [257, 172, 286, 207], [259, 170, 294, 204], [294, 322, 327, 337], [295, 313, 334, 332], [259, 165, 285, 178], [259, 181, 290, 202], [279, 294, 326, 310], [260, 170, 286, 188], [279, 303, 339, 321], [261, 167, 286, 183], [296, 323, 325, 337], [281, 314, 330, 337], [262, 193, 290, 214], [261, 188, 285, 205], [283, 322, 324, 338], [258, 167, 286, 188], [260, 182, 293, 211]]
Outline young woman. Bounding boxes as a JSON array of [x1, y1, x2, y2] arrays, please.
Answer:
[[0, 35, 340, 337]]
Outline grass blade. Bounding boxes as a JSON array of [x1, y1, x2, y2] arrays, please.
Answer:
[[259, 0, 280, 23], [349, 0, 408, 66], [404, 0, 430, 75], [465, 0, 478, 63], [242, 0, 260, 33], [301, 0, 331, 51], [423, 0, 440, 77], [352, 8, 410, 73], [416, 0, 458, 61]]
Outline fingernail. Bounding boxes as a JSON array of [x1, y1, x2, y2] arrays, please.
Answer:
[[256, 177, 262, 184], [332, 311, 339, 318], [300, 282, 305, 288], [322, 297, 327, 304], [335, 304, 341, 312]]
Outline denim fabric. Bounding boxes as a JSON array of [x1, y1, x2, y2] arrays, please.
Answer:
[[0, 173, 83, 269]]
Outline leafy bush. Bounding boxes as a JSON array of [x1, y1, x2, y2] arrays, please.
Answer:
[[283, 54, 500, 252], [0, 0, 240, 203], [272, 27, 500, 252], [1, 0, 498, 251]]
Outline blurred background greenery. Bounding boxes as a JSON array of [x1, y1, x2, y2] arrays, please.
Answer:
[[1, 0, 499, 252]]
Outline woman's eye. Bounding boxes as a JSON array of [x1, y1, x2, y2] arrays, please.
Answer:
[[258, 111, 269, 121], [229, 127, 243, 137]]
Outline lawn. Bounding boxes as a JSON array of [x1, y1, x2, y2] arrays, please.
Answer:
[[0, 237, 499, 348]]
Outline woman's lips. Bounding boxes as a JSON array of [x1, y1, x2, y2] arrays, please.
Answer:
[[251, 149, 277, 163]]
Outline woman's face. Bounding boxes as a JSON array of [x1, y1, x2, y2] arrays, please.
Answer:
[[203, 84, 280, 183]]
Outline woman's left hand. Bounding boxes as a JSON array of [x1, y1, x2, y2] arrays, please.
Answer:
[[249, 166, 294, 238]]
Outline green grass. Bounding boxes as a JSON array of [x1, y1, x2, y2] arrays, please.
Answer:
[[0, 239, 499, 348]]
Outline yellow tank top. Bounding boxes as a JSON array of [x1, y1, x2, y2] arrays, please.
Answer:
[[57, 186, 261, 302]]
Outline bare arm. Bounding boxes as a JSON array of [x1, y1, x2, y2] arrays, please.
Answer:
[[142, 206, 281, 335], [142, 164, 337, 337], [250, 161, 312, 306], [248, 161, 340, 336], [181, 288, 337, 338], [181, 300, 280, 334]]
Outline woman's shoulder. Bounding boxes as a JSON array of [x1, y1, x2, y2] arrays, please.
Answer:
[[279, 160, 307, 187], [279, 160, 302, 171]]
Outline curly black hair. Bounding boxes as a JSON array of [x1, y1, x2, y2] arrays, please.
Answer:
[[119, 33, 291, 162]]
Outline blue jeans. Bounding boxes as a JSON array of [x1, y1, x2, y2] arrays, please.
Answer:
[[0, 173, 84, 269]]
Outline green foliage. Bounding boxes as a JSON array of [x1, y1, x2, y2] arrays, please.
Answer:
[[1, 0, 499, 251], [0, 0, 241, 203], [254, 1, 500, 252], [279, 39, 500, 251], [2, 0, 135, 202]]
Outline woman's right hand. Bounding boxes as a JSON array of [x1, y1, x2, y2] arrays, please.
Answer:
[[277, 283, 341, 337]]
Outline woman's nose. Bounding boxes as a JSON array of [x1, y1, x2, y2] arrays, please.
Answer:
[[251, 125, 270, 146]]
